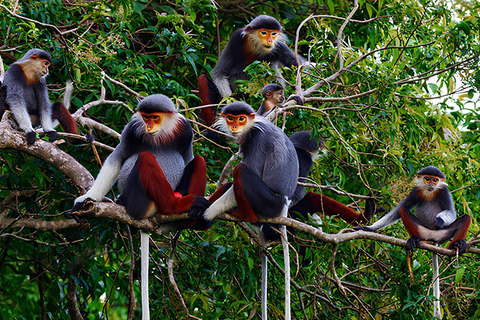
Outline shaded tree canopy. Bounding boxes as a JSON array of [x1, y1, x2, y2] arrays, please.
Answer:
[[0, 0, 479, 319]]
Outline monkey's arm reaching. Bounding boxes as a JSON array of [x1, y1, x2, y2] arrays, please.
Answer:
[[72, 142, 127, 210], [273, 42, 304, 68], [355, 189, 419, 232], [202, 186, 238, 221], [73, 153, 122, 205]]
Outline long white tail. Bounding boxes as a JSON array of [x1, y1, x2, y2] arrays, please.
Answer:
[[281, 205, 291, 320], [432, 252, 441, 319], [261, 242, 268, 320], [141, 231, 150, 320]]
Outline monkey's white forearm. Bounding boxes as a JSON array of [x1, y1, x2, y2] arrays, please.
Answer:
[[204, 187, 237, 221], [10, 103, 34, 132], [75, 157, 122, 203], [212, 76, 232, 98], [365, 206, 401, 231], [436, 210, 456, 227], [40, 106, 55, 132]]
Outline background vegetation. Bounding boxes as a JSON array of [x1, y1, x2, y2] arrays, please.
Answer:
[[0, 0, 479, 319]]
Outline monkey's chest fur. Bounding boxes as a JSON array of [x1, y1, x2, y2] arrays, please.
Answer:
[[413, 201, 444, 229], [117, 149, 185, 194]]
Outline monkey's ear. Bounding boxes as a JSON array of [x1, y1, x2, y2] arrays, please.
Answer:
[[249, 113, 256, 118], [31, 54, 39, 60]]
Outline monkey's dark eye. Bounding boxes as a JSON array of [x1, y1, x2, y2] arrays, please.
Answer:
[[239, 116, 246, 122], [43, 61, 50, 66], [152, 116, 159, 120], [271, 32, 278, 36], [226, 116, 234, 122], [424, 177, 430, 181], [260, 31, 268, 36], [433, 178, 438, 182]]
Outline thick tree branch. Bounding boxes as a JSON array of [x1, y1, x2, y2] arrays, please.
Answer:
[[0, 115, 94, 193]]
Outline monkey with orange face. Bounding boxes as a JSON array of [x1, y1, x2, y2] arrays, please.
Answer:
[[0, 49, 93, 144], [198, 15, 304, 127]]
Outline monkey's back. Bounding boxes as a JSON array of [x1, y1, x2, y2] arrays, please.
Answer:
[[240, 118, 298, 199]]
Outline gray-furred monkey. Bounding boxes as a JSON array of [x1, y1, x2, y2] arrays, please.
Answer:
[[198, 15, 305, 127], [355, 166, 471, 253], [72, 94, 209, 221], [0, 48, 93, 145], [1, 49, 56, 144], [195, 101, 298, 320]]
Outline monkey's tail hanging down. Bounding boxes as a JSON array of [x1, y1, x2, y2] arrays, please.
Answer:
[[141, 231, 150, 320], [260, 203, 291, 320], [432, 250, 441, 319]]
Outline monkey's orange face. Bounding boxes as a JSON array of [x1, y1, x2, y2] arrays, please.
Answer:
[[141, 112, 164, 133], [416, 174, 445, 198], [31, 54, 50, 76], [223, 113, 255, 136], [257, 29, 280, 50], [20, 54, 51, 84]]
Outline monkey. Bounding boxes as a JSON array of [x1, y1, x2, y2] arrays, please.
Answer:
[[260, 130, 377, 244], [0, 49, 93, 145], [72, 94, 209, 319], [256, 83, 284, 117], [72, 94, 209, 219], [192, 101, 298, 320], [355, 166, 471, 318], [354, 166, 470, 252], [198, 15, 305, 127]]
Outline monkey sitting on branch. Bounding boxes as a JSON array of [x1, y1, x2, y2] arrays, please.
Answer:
[[0, 48, 93, 145], [355, 165, 471, 319]]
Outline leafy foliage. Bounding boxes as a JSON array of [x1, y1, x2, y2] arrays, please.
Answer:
[[0, 0, 479, 319]]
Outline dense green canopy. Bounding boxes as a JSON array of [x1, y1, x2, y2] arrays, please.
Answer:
[[0, 0, 479, 319]]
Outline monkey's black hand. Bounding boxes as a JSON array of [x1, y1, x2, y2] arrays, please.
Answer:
[[187, 196, 212, 230], [406, 236, 421, 251], [46, 130, 58, 142], [353, 226, 374, 231], [434, 217, 445, 229], [72, 197, 93, 213], [287, 95, 304, 105], [26, 131, 37, 144], [450, 240, 468, 254]]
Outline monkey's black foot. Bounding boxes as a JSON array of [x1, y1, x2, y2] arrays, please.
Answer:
[[72, 197, 94, 213], [406, 236, 421, 251], [69, 133, 95, 145], [47, 130, 58, 142], [353, 226, 374, 231], [26, 131, 37, 144], [287, 95, 304, 105], [67, 211, 84, 224], [435, 217, 445, 229], [85, 134, 95, 143], [450, 240, 468, 254]]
